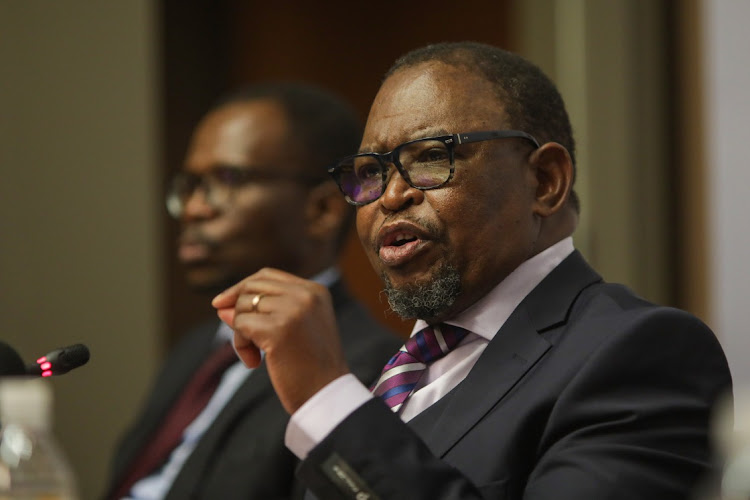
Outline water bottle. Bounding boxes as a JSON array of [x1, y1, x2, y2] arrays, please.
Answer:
[[0, 378, 79, 500]]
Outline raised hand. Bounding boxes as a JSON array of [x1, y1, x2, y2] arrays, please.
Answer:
[[212, 267, 350, 414]]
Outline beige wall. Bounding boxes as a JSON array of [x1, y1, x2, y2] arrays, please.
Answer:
[[0, 2, 161, 498], [515, 0, 673, 307], [701, 0, 750, 387]]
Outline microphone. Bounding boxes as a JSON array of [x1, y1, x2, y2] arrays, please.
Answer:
[[26, 344, 90, 377], [0, 341, 26, 376]]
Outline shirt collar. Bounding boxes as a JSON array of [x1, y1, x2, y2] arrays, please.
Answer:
[[411, 237, 575, 340]]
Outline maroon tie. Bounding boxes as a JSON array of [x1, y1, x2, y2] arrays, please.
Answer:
[[110, 341, 238, 499]]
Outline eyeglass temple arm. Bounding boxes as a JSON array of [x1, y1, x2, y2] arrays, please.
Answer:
[[456, 130, 540, 149]]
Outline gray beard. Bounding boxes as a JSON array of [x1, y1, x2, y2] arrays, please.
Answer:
[[382, 263, 461, 320]]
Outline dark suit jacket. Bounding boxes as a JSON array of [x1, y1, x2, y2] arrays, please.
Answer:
[[298, 252, 733, 500], [104, 281, 401, 500]]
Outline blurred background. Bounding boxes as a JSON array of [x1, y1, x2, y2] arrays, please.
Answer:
[[0, 0, 748, 498]]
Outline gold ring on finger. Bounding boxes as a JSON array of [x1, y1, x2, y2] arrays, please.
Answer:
[[250, 293, 265, 313]]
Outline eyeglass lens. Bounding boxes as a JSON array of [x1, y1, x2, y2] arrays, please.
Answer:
[[337, 138, 453, 204], [167, 169, 238, 217]]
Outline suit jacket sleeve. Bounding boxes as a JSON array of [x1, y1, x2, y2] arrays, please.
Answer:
[[297, 305, 732, 500]]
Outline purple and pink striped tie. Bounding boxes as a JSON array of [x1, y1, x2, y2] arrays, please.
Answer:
[[371, 323, 469, 412]]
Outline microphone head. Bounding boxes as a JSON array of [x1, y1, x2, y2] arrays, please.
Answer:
[[30, 343, 91, 377], [0, 341, 26, 376], [55, 343, 90, 370]]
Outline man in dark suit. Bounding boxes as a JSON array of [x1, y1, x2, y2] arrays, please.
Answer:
[[103, 83, 401, 500], [213, 43, 733, 499]]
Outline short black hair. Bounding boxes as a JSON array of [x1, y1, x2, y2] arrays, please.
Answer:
[[215, 82, 362, 178], [213, 82, 362, 251], [386, 42, 580, 213]]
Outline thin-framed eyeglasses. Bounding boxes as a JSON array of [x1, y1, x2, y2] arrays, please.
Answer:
[[166, 165, 326, 218], [328, 130, 540, 206]]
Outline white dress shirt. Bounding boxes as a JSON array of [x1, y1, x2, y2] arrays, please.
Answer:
[[285, 238, 575, 459], [125, 267, 341, 500]]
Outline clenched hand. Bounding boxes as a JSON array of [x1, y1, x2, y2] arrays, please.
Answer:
[[212, 267, 351, 414]]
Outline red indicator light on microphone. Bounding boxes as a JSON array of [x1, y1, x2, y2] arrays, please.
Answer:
[[37, 356, 48, 364], [40, 362, 52, 370], [41, 370, 52, 377]]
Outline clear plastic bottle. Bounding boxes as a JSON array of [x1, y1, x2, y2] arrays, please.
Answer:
[[0, 378, 79, 500]]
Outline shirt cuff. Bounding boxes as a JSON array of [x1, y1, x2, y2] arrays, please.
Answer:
[[285, 373, 373, 459]]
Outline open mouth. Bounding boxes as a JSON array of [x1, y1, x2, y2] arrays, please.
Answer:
[[387, 232, 419, 247], [378, 226, 431, 267]]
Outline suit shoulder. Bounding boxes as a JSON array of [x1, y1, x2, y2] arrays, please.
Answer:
[[572, 282, 711, 335], [561, 282, 730, 384]]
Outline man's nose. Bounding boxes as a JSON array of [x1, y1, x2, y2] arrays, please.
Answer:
[[182, 187, 218, 220], [378, 167, 424, 212]]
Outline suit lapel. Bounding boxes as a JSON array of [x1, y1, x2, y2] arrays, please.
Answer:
[[410, 251, 601, 457], [165, 362, 276, 500], [411, 309, 550, 456]]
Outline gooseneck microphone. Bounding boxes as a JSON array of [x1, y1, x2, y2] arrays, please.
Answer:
[[26, 344, 90, 377]]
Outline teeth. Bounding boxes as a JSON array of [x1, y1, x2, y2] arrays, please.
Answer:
[[391, 232, 416, 246]]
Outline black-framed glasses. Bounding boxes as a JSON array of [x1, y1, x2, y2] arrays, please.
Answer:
[[166, 165, 325, 218], [328, 130, 540, 206]]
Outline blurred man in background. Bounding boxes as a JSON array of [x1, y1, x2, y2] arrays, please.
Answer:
[[103, 82, 400, 500]]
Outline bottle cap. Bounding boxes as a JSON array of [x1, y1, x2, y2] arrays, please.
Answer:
[[0, 378, 53, 431]]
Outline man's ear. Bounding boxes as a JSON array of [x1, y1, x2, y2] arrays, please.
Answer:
[[528, 142, 574, 217], [303, 181, 352, 242]]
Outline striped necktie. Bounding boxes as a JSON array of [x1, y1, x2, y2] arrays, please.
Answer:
[[371, 323, 469, 412]]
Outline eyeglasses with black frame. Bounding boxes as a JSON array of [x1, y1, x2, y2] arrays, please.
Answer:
[[166, 165, 326, 218], [327, 130, 540, 206]]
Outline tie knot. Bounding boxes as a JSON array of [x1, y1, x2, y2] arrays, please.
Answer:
[[403, 323, 469, 365], [371, 323, 469, 412]]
